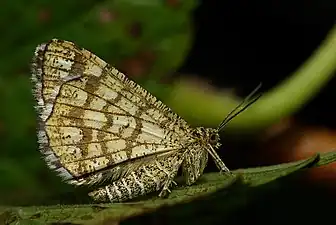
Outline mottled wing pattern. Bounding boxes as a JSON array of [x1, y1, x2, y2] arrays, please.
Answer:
[[31, 39, 191, 186]]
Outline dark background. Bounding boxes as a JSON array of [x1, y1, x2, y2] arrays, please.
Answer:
[[181, 0, 335, 127], [171, 1, 336, 225]]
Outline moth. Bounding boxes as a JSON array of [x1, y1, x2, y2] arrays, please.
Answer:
[[31, 39, 260, 202]]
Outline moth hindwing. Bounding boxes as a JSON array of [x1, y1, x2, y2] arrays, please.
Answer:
[[31, 39, 230, 203]]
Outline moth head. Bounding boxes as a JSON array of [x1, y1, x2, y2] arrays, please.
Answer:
[[208, 128, 221, 149], [192, 127, 221, 149]]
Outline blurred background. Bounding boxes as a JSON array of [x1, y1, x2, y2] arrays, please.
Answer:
[[0, 0, 335, 224]]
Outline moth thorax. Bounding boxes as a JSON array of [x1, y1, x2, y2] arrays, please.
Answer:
[[193, 127, 221, 149]]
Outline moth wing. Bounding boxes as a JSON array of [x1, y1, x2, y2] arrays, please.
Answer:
[[31, 39, 190, 185]]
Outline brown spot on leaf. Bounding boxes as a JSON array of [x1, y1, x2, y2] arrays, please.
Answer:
[[138, 50, 156, 63], [38, 8, 51, 23], [119, 58, 145, 78], [128, 22, 143, 38], [98, 8, 117, 23], [166, 0, 181, 8], [119, 50, 156, 78]]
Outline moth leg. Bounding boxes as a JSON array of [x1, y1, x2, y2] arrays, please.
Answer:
[[156, 155, 184, 198], [158, 171, 179, 198], [207, 145, 231, 174], [157, 172, 179, 198]]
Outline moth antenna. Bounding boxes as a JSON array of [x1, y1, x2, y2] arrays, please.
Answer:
[[218, 83, 262, 131]]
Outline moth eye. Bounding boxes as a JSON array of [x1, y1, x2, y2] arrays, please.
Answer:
[[209, 134, 218, 143]]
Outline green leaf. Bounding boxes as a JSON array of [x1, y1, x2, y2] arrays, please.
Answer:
[[2, 151, 335, 225]]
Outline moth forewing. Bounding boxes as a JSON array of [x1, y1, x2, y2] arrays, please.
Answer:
[[31, 39, 190, 183], [31, 39, 197, 202]]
